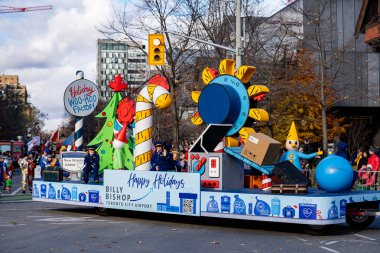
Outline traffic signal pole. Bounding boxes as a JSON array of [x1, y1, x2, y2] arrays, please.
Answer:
[[235, 0, 242, 68]]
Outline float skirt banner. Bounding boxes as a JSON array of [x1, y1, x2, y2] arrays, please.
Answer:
[[201, 190, 380, 223], [32, 180, 104, 207], [104, 170, 201, 216]]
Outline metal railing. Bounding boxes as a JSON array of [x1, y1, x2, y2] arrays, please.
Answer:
[[301, 163, 380, 191]]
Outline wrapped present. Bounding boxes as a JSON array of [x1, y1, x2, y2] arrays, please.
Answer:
[[299, 200, 317, 219]]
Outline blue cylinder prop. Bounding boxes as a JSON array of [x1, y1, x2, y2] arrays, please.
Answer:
[[315, 154, 354, 193], [196, 75, 250, 136], [198, 83, 241, 124]]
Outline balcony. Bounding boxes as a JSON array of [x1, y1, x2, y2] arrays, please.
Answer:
[[364, 23, 380, 52]]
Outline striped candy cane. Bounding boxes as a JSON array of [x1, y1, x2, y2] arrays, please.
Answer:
[[74, 117, 84, 151], [134, 84, 172, 171], [74, 70, 84, 151], [262, 173, 272, 191]]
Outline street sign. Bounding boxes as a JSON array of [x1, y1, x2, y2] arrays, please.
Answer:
[[64, 79, 99, 117]]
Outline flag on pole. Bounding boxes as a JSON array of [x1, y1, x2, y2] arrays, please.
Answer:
[[62, 133, 74, 146], [27, 136, 41, 151], [51, 129, 59, 142], [45, 128, 59, 146]]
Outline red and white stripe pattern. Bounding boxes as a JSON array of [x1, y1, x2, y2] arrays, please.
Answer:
[[262, 173, 272, 191]]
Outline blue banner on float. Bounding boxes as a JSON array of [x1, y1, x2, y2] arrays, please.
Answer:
[[32, 180, 104, 207], [201, 191, 380, 222], [104, 170, 201, 216]]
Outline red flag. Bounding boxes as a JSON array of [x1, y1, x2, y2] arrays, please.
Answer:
[[45, 129, 59, 146], [51, 129, 59, 143]]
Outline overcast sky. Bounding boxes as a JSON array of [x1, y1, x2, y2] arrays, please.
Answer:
[[0, 0, 286, 132]]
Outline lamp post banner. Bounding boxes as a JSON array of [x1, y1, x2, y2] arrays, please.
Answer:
[[64, 79, 99, 117]]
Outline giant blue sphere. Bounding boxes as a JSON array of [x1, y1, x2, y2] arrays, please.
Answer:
[[315, 154, 354, 193]]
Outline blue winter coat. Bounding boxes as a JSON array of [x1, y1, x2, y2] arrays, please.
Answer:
[[150, 151, 171, 171], [84, 152, 100, 171]]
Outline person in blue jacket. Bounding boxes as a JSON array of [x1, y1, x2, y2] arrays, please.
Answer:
[[39, 148, 51, 170], [0, 156, 9, 190], [150, 141, 171, 171], [82, 147, 100, 183]]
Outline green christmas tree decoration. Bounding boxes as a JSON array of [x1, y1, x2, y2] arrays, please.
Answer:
[[112, 97, 135, 170], [87, 92, 122, 174], [87, 74, 135, 174]]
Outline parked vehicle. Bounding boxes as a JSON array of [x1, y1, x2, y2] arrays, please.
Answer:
[[0, 140, 25, 161]]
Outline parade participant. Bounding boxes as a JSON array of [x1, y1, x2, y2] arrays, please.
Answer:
[[171, 151, 181, 172], [48, 153, 61, 167], [18, 156, 29, 194], [179, 150, 187, 172], [336, 139, 349, 160], [82, 147, 100, 183], [279, 121, 323, 171], [150, 141, 170, 171], [3, 154, 14, 180], [364, 147, 380, 186], [39, 148, 51, 170], [27, 154, 36, 193], [0, 156, 9, 190], [165, 143, 176, 171]]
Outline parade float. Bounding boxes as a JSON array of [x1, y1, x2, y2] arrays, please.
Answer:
[[33, 59, 380, 232]]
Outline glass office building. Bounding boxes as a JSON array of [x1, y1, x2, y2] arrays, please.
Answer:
[[97, 39, 148, 101]]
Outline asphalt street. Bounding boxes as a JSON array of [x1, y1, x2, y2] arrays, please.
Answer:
[[1, 169, 380, 253], [0, 201, 379, 253]]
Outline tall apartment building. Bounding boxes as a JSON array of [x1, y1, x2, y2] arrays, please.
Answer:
[[97, 39, 148, 101], [0, 75, 28, 104]]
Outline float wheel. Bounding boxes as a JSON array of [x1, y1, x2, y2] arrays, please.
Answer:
[[95, 207, 112, 216], [346, 213, 375, 229], [304, 225, 333, 235]]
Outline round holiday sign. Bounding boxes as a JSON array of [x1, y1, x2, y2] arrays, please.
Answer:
[[64, 79, 99, 117]]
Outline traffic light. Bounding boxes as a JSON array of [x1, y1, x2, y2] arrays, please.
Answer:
[[148, 34, 165, 66]]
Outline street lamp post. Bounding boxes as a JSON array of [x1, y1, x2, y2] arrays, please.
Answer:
[[235, 0, 242, 68]]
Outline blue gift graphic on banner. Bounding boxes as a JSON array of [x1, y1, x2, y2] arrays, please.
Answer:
[[271, 197, 281, 217], [89, 190, 99, 203], [221, 195, 231, 213], [40, 184, 47, 198], [328, 201, 339, 219], [340, 199, 347, 217], [206, 196, 219, 213], [254, 197, 271, 216], [233, 195, 246, 215], [282, 206, 295, 218], [299, 200, 317, 219], [79, 192, 86, 202], [61, 185, 71, 200], [33, 184, 40, 198], [48, 183, 56, 199]]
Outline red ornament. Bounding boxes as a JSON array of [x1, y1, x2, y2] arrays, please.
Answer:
[[209, 68, 219, 78], [148, 74, 169, 91], [109, 73, 128, 92], [102, 112, 106, 116], [105, 139, 109, 142], [116, 98, 135, 125]]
